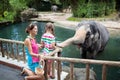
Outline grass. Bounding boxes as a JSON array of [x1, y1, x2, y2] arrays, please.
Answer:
[[67, 12, 118, 22]]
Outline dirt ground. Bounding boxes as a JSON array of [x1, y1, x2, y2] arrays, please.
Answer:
[[37, 12, 120, 29], [32, 12, 120, 35]]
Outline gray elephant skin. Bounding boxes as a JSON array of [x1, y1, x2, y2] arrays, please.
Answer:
[[58, 21, 109, 59]]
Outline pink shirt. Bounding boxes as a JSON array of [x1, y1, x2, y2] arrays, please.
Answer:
[[30, 39, 39, 63]]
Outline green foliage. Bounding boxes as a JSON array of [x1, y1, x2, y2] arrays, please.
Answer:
[[50, 0, 61, 4], [68, 12, 118, 22], [0, 0, 27, 22], [0, 0, 117, 21], [72, 0, 116, 18], [0, 11, 16, 22], [9, 0, 27, 11], [0, 0, 12, 14]]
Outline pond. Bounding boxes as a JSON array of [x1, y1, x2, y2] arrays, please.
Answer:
[[0, 21, 120, 80]]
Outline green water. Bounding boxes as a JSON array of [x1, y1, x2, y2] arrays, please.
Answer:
[[0, 22, 120, 80]]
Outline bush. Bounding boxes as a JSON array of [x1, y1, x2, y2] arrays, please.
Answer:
[[72, 0, 116, 18]]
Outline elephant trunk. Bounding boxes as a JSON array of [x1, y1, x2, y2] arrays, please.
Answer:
[[57, 27, 87, 48], [57, 37, 74, 48]]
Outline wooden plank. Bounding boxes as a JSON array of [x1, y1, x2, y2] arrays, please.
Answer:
[[24, 75, 44, 80], [11, 43, 14, 60], [86, 64, 90, 80], [43, 56, 120, 67], [6, 43, 9, 59], [51, 54, 55, 78], [44, 60, 48, 80], [16, 43, 20, 62], [70, 62, 74, 80], [57, 60, 61, 80], [102, 65, 107, 80], [22, 45, 26, 63], [1, 41, 5, 57], [0, 38, 24, 44]]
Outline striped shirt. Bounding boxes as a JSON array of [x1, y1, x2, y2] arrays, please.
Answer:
[[41, 33, 55, 54]]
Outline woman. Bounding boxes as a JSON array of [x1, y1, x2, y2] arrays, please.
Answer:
[[22, 23, 44, 80]]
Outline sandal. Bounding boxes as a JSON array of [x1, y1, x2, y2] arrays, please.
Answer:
[[50, 75, 55, 79], [21, 67, 25, 75]]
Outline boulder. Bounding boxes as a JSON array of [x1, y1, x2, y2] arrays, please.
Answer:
[[62, 66, 97, 80], [20, 8, 38, 22]]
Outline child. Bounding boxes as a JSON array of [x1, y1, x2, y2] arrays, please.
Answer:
[[41, 22, 56, 79]]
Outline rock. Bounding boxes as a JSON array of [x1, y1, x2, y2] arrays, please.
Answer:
[[20, 8, 38, 22], [62, 66, 96, 80]]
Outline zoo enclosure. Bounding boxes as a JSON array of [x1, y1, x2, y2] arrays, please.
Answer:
[[0, 38, 120, 80]]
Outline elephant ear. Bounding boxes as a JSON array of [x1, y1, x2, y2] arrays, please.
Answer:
[[86, 27, 93, 39], [86, 31, 91, 39], [86, 29, 95, 41], [89, 24, 100, 41], [94, 32, 99, 41]]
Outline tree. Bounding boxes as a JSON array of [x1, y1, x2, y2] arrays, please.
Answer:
[[0, 0, 11, 16], [0, 0, 28, 21]]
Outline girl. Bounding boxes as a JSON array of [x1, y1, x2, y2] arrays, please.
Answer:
[[41, 22, 56, 79]]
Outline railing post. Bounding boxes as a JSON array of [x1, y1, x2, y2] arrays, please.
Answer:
[[44, 60, 48, 80], [57, 51, 62, 80], [0, 41, 5, 57], [22, 44, 26, 63], [7, 42, 10, 58], [16, 43, 20, 62], [6, 43, 9, 59], [57, 60, 61, 80], [11, 42, 14, 59], [86, 64, 90, 80], [52, 54, 55, 78], [70, 62, 74, 80], [58, 51, 62, 72], [102, 64, 107, 80]]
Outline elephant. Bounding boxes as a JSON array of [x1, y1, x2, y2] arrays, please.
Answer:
[[51, 5, 58, 12], [57, 21, 109, 59]]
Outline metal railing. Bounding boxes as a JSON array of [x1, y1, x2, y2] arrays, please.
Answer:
[[0, 38, 120, 80]]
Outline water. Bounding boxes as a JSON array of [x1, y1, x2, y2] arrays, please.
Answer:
[[0, 22, 120, 80]]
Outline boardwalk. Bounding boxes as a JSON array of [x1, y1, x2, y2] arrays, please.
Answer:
[[0, 55, 68, 80], [0, 64, 24, 80]]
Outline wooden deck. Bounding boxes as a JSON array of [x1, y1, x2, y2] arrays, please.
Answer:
[[0, 64, 24, 80], [0, 55, 68, 80]]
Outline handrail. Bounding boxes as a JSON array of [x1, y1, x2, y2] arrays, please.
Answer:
[[0, 38, 120, 80], [43, 56, 120, 67], [0, 38, 24, 44]]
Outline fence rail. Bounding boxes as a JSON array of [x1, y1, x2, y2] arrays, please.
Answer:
[[0, 38, 120, 80], [0, 38, 25, 62]]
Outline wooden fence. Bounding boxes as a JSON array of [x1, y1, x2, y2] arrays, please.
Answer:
[[0, 38, 120, 80]]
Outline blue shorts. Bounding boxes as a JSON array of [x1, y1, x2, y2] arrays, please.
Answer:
[[28, 62, 39, 72]]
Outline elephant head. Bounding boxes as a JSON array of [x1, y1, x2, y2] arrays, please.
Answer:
[[57, 21, 109, 59]]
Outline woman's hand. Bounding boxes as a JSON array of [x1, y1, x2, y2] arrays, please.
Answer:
[[38, 54, 44, 60], [37, 44, 43, 49]]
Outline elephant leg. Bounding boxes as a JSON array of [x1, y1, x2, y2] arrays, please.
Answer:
[[87, 50, 97, 59], [81, 48, 87, 59]]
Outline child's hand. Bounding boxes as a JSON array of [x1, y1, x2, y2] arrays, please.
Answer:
[[37, 44, 43, 49]]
